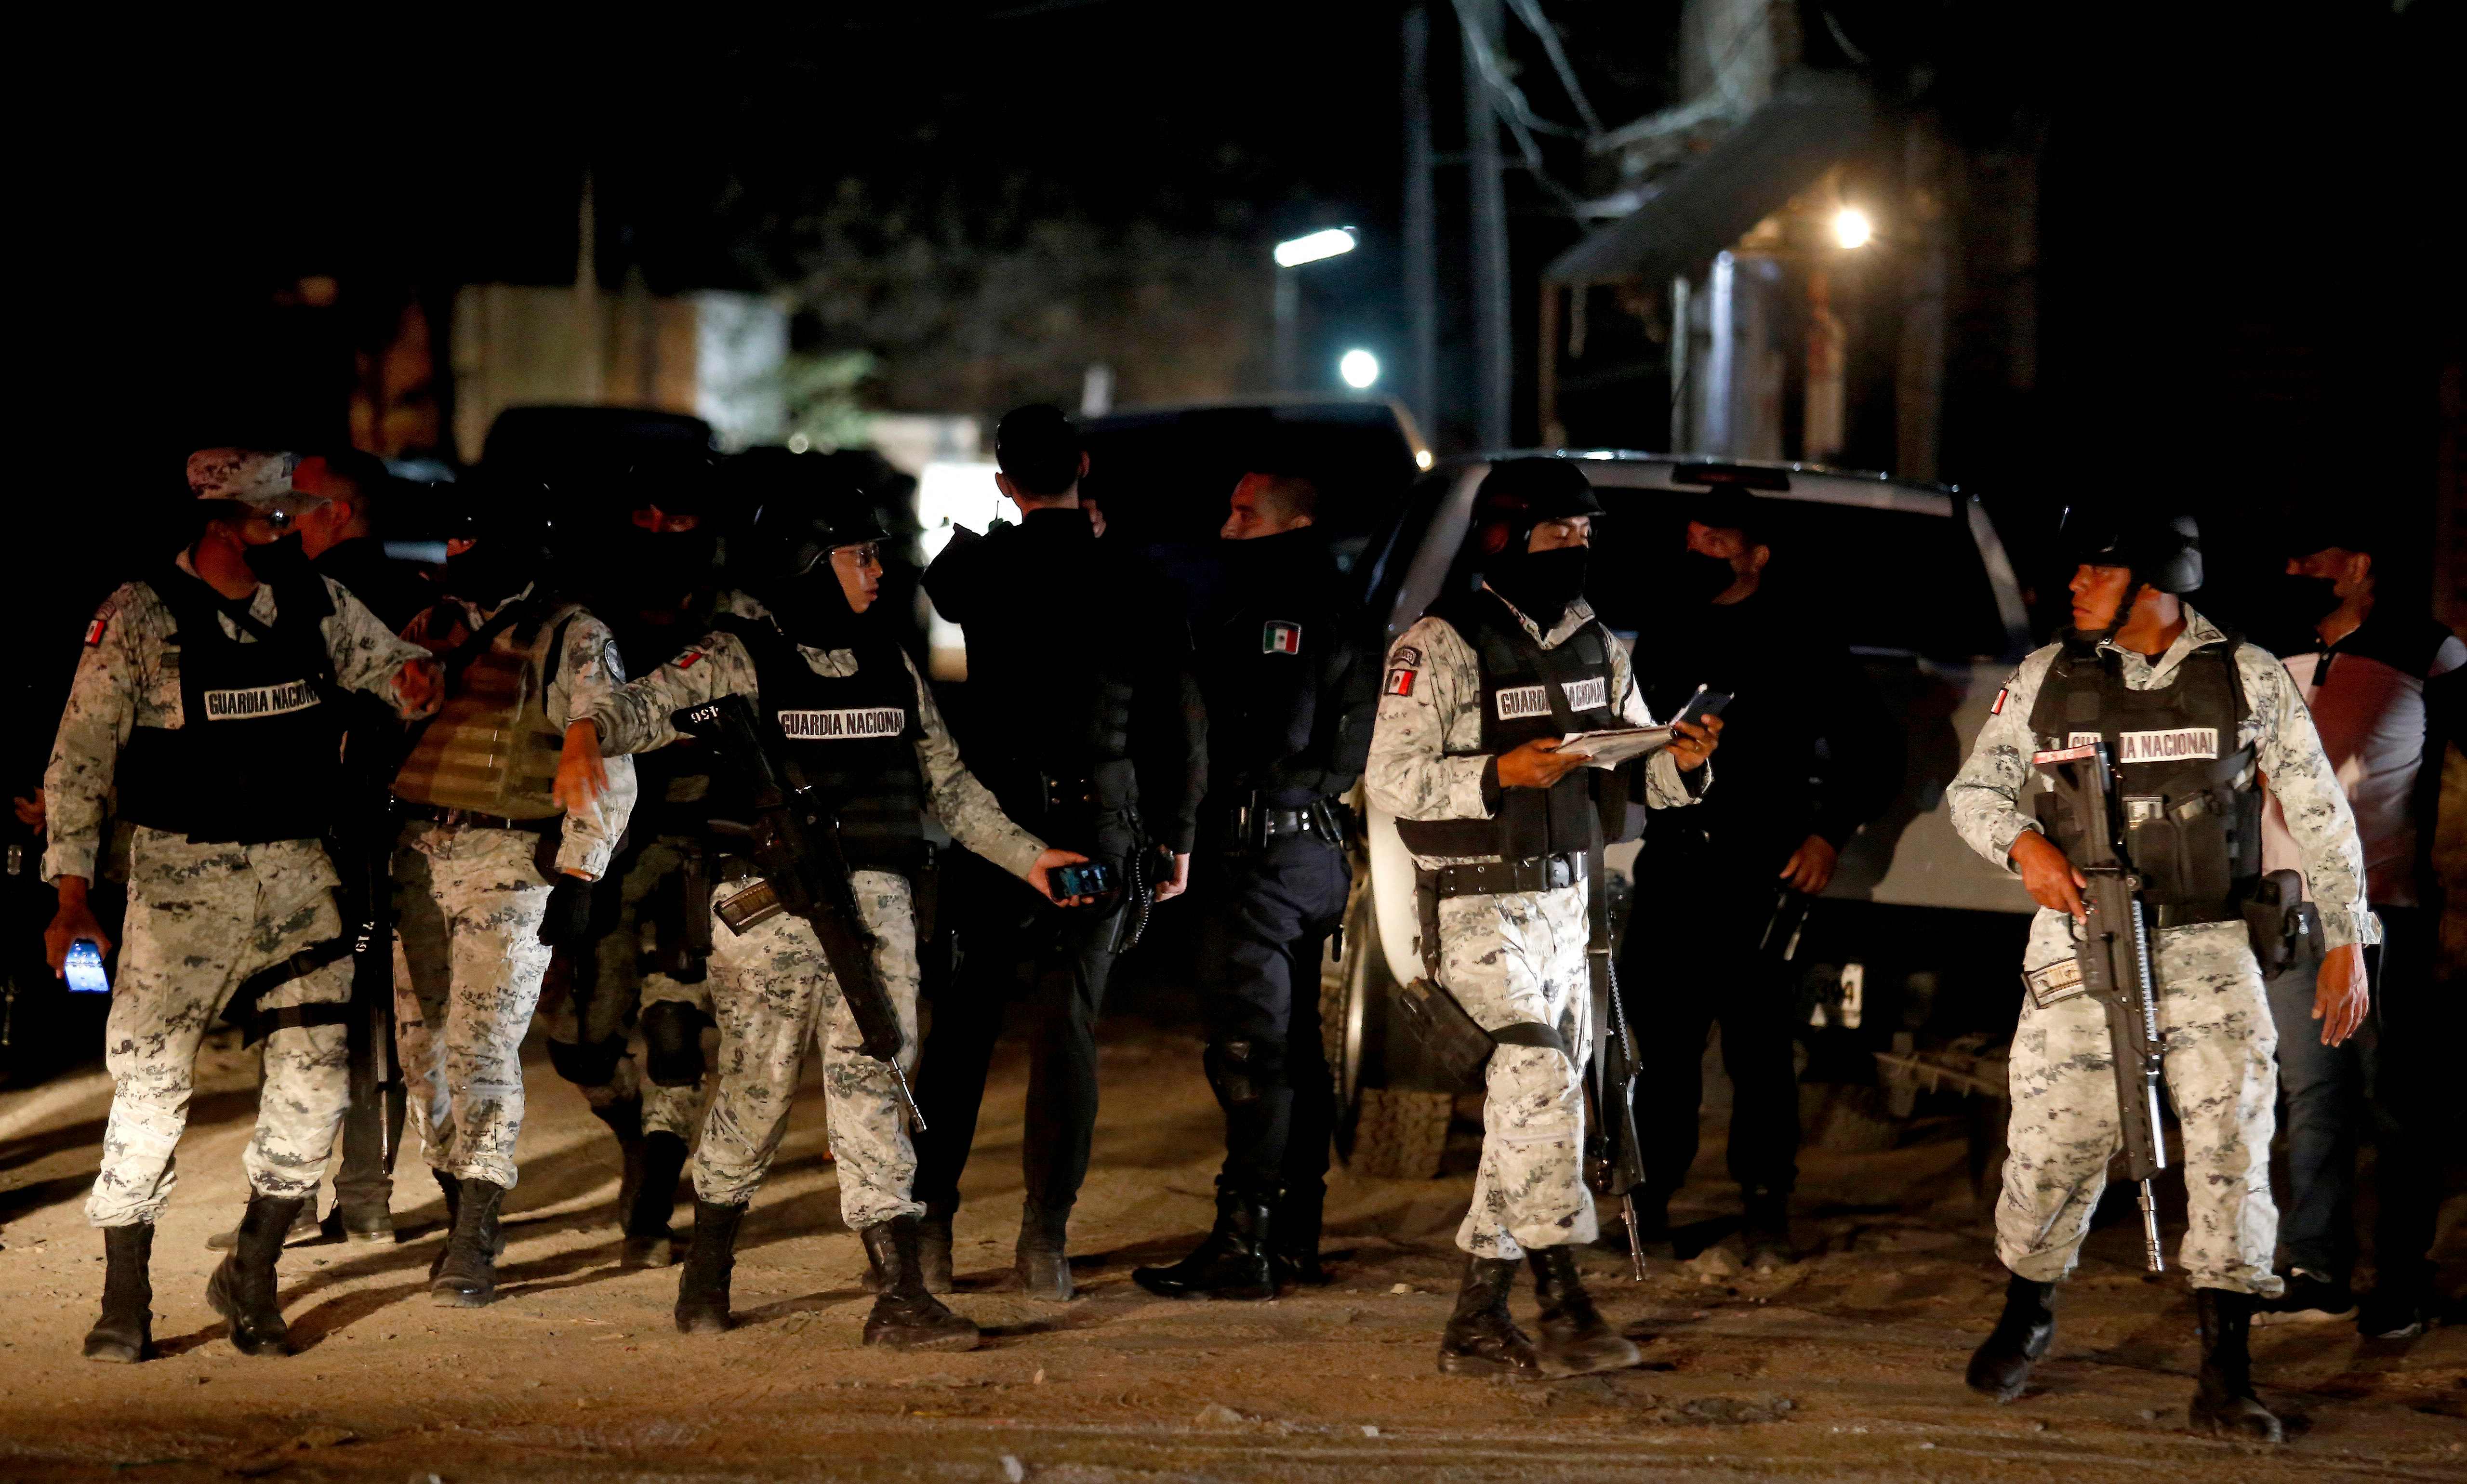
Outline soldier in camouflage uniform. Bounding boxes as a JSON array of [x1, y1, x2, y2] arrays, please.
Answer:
[[389, 502, 637, 1308], [1949, 508, 2374, 1443], [557, 489, 1088, 1352], [1366, 459, 1717, 1380], [43, 450, 438, 1362]]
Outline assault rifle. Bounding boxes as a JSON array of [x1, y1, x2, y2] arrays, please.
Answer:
[[674, 694, 926, 1129], [2032, 741, 2169, 1273], [1585, 851, 1649, 1281]]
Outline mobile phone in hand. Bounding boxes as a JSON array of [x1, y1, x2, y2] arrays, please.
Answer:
[[1049, 861, 1116, 899], [1675, 685, 1734, 729], [66, 940, 109, 994]]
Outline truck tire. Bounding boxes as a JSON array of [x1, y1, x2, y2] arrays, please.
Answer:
[[1350, 1086, 1455, 1180]]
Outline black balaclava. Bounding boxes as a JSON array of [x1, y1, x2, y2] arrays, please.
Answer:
[[1489, 546, 1590, 627], [764, 563, 870, 650], [446, 537, 539, 611]]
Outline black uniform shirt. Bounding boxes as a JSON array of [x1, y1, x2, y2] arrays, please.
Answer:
[[1193, 528, 1368, 811], [924, 507, 1207, 854], [1634, 586, 1904, 873]]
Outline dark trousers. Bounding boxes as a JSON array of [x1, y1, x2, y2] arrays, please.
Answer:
[[1618, 847, 1802, 1206], [912, 825, 1133, 1230], [2266, 904, 2449, 1294], [1193, 831, 1350, 1199]]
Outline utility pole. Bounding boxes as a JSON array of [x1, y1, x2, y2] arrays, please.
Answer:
[[1402, 6, 1438, 439], [1460, 0, 1512, 448]]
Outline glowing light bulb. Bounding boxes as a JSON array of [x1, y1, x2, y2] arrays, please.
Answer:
[[1833, 206, 1873, 250], [1339, 349, 1380, 389]]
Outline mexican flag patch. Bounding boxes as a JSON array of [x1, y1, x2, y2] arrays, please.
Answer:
[[1262, 620, 1302, 655]]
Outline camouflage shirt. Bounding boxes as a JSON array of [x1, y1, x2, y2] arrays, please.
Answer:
[[585, 598, 1049, 881], [1366, 591, 1706, 868], [43, 548, 435, 882], [1946, 606, 2379, 949]]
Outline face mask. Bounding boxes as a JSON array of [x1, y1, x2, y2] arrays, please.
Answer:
[[1677, 550, 1737, 606], [241, 531, 311, 585], [2277, 572, 2344, 625], [1490, 546, 1590, 626], [446, 543, 534, 610], [764, 572, 865, 649]]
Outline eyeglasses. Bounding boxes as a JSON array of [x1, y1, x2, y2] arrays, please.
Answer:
[[831, 542, 884, 570]]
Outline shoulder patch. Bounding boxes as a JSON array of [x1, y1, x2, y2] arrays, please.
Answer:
[[1384, 667, 1416, 697], [1262, 619, 1303, 655], [1388, 644, 1423, 670], [1990, 687, 2007, 716], [674, 649, 703, 671], [601, 638, 627, 683]]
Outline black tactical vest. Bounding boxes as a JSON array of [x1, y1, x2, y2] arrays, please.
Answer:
[[117, 566, 342, 845], [1393, 591, 1623, 861], [2028, 635, 2261, 920], [710, 615, 929, 878]]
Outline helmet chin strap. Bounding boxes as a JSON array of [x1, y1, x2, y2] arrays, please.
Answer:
[[2071, 574, 2150, 652]]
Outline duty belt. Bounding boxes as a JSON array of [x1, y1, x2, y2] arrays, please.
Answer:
[[1218, 795, 1344, 853], [396, 800, 560, 834], [1419, 850, 1585, 901]]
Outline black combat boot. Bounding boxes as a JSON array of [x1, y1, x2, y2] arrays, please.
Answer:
[[335, 1199, 396, 1245], [2189, 1288, 2282, 1443], [205, 1200, 319, 1251], [1272, 1184, 1330, 1287], [429, 1177, 506, 1308], [621, 1132, 690, 1269], [1133, 1187, 1276, 1300], [1965, 1273, 2058, 1402], [83, 1223, 155, 1363], [1527, 1245, 1640, 1377], [1436, 1253, 1539, 1380], [674, 1199, 746, 1335], [1741, 1186, 1796, 1272], [1014, 1202, 1074, 1301], [862, 1216, 981, 1352], [425, 1168, 504, 1278], [206, 1193, 304, 1356]]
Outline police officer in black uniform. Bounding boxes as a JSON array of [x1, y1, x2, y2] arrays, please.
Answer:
[[909, 404, 1207, 1300], [1134, 470, 1375, 1300]]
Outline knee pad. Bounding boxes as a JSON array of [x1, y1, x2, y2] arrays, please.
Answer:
[[547, 1034, 626, 1089], [1204, 1038, 1287, 1106], [641, 1000, 713, 1088]]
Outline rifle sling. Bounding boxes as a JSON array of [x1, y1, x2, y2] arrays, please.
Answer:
[[225, 934, 357, 1046]]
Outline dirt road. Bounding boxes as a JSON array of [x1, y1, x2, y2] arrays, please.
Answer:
[[1, 1023, 2460, 1482]]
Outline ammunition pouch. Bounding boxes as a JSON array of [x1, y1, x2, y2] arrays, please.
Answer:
[[713, 875, 783, 936], [2242, 867, 2324, 977], [547, 1034, 627, 1089], [640, 1000, 712, 1087]]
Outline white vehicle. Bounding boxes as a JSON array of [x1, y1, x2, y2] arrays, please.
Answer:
[[1334, 452, 2038, 1177]]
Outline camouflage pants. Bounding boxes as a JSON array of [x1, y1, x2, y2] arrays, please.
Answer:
[[537, 835, 713, 1142], [1998, 913, 2283, 1296], [394, 821, 555, 1189], [694, 868, 918, 1229], [87, 829, 352, 1227], [1437, 880, 1597, 1260]]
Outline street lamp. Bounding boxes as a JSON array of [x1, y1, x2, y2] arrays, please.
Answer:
[[1273, 227, 1358, 390], [1832, 206, 1874, 250], [1339, 349, 1380, 389]]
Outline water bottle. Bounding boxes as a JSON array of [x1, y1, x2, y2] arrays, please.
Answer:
[[65, 940, 110, 995]]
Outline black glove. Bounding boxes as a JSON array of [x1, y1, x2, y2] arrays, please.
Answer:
[[538, 874, 595, 946]]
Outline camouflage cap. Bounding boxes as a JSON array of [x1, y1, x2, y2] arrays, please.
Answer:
[[187, 448, 326, 521]]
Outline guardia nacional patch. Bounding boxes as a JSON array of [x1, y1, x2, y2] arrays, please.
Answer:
[[1262, 620, 1302, 655]]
